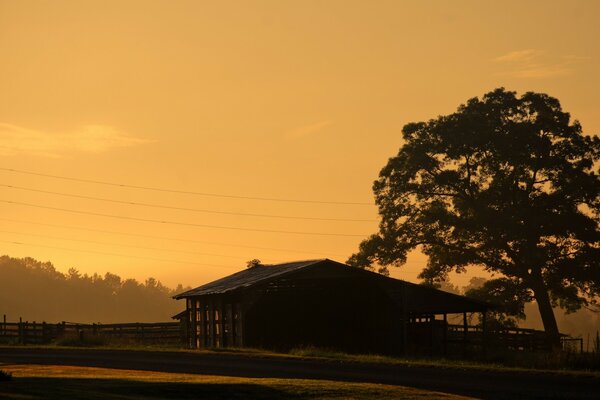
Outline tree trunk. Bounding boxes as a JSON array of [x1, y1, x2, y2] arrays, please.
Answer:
[[530, 274, 561, 351]]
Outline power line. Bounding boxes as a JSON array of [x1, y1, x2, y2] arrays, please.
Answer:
[[0, 167, 373, 206], [0, 235, 424, 272], [0, 220, 425, 267], [1, 199, 366, 237], [0, 223, 425, 271], [0, 239, 239, 269], [0, 184, 375, 222], [1, 239, 425, 273], [0, 217, 348, 257], [0, 229, 258, 260]]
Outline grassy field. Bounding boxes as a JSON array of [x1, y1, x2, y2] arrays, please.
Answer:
[[2, 343, 599, 377], [0, 364, 475, 400]]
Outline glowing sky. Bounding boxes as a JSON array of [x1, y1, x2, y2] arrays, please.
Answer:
[[1, 0, 599, 288]]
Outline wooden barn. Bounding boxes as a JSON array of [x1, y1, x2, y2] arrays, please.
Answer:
[[174, 259, 489, 355]]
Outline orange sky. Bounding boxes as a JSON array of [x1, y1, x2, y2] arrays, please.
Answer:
[[1, 0, 599, 289]]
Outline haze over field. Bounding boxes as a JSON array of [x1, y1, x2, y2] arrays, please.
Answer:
[[1, 0, 599, 294]]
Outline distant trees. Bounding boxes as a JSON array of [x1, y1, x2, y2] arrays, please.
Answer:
[[0, 255, 190, 323], [349, 89, 600, 349]]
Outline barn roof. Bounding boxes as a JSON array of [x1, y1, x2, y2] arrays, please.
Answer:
[[173, 259, 490, 314], [174, 259, 325, 298]]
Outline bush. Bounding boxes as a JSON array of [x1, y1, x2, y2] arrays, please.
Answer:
[[55, 331, 108, 347]]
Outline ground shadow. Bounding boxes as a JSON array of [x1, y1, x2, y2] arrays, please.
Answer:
[[0, 377, 301, 400]]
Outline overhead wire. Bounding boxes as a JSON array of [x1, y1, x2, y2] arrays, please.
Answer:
[[0, 168, 378, 267], [0, 221, 425, 270], [0, 167, 373, 205], [0, 235, 424, 272], [0, 239, 239, 269], [0, 217, 348, 257], [0, 183, 375, 222], [0, 199, 366, 237], [0, 229, 260, 260]]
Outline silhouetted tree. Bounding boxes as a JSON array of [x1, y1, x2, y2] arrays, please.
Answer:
[[348, 88, 600, 349], [421, 278, 461, 295], [246, 259, 262, 268], [0, 255, 191, 323]]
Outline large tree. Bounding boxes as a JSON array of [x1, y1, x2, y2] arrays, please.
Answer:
[[348, 88, 600, 349]]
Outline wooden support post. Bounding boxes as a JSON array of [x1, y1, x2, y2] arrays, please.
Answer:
[[18, 317, 23, 345], [187, 299, 194, 348], [213, 300, 219, 348], [217, 300, 224, 348], [198, 299, 205, 349], [230, 303, 237, 347], [443, 313, 448, 357], [225, 303, 233, 347], [481, 311, 487, 360], [401, 287, 409, 356], [204, 304, 210, 348], [236, 303, 244, 347], [430, 315, 435, 356], [208, 299, 215, 348], [463, 312, 468, 358]]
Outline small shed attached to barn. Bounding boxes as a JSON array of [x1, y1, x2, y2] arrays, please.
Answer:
[[174, 259, 489, 355]]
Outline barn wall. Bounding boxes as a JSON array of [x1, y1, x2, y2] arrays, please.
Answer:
[[242, 276, 403, 355], [186, 294, 244, 349]]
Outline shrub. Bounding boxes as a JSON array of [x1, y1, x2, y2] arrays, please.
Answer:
[[55, 331, 107, 347]]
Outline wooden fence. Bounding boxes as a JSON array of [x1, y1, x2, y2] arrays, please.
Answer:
[[0, 315, 183, 345], [0, 314, 584, 353], [446, 324, 583, 353]]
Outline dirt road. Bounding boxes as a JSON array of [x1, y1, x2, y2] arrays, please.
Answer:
[[0, 347, 598, 399]]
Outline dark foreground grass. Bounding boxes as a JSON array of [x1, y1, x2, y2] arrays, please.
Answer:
[[0, 364, 474, 400], [3, 343, 600, 377]]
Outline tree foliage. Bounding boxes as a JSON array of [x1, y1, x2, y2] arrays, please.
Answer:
[[348, 88, 600, 347], [0, 255, 190, 323], [246, 259, 263, 268]]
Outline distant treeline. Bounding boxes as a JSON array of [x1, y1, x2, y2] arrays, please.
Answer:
[[0, 255, 191, 323]]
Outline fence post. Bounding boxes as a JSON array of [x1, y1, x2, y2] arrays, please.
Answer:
[[462, 312, 468, 358], [18, 317, 23, 344], [481, 311, 487, 360]]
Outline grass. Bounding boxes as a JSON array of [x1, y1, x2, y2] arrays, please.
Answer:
[[0, 364, 475, 400], [2, 342, 599, 377]]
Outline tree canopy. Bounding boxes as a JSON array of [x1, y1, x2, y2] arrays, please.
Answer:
[[348, 88, 600, 348], [0, 255, 190, 323]]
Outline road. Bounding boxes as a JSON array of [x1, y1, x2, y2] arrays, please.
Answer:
[[0, 347, 598, 399]]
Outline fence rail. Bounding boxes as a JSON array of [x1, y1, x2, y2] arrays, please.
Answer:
[[446, 323, 583, 352], [0, 315, 586, 353], [0, 315, 182, 345]]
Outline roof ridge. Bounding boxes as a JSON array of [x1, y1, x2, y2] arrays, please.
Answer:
[[261, 258, 327, 267], [174, 259, 337, 298]]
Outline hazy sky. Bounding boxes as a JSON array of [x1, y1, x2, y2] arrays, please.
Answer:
[[1, 0, 599, 288]]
